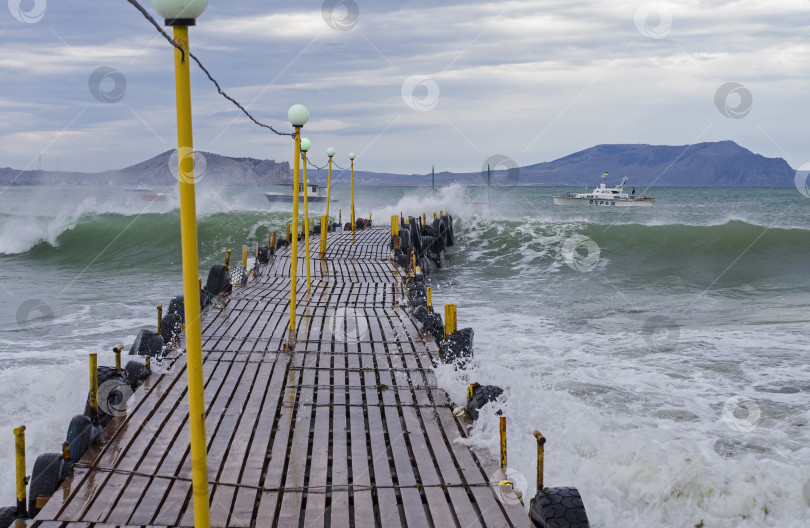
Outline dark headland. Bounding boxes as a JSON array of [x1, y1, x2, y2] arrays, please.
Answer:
[[0, 140, 794, 187]]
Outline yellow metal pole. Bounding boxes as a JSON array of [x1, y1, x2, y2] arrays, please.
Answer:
[[302, 152, 311, 292], [171, 25, 210, 528], [350, 159, 356, 237], [272, 231, 277, 249], [434, 212, 438, 220], [320, 214, 327, 257], [339, 209, 342, 226], [242, 245, 247, 268], [533, 430, 546, 491], [391, 215, 399, 250], [423, 213, 426, 226], [500, 416, 507, 470], [426, 287, 432, 311], [444, 304, 457, 341], [14, 425, 26, 517], [290, 126, 302, 334], [89, 353, 98, 424], [467, 382, 479, 403], [326, 157, 333, 222], [224, 249, 231, 269], [114, 343, 124, 371], [157, 305, 163, 336]]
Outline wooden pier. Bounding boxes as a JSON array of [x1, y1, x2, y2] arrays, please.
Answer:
[[31, 228, 528, 527]]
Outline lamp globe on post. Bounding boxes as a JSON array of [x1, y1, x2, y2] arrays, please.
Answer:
[[287, 104, 309, 336], [300, 137, 312, 292], [150, 2, 209, 528], [348, 153, 356, 236], [325, 147, 335, 222], [151, 0, 209, 25]]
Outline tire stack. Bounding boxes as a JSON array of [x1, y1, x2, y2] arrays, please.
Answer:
[[6, 243, 270, 524], [392, 214, 472, 369]]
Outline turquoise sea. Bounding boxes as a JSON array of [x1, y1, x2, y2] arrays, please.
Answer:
[[1, 184, 809, 527]]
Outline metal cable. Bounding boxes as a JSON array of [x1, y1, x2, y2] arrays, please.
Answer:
[[126, 0, 294, 138], [305, 156, 327, 171]]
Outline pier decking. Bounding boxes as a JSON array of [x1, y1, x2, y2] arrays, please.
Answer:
[[31, 228, 527, 527]]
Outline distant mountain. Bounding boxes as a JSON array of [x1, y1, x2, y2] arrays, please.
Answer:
[[301, 141, 794, 187], [517, 141, 794, 187], [0, 141, 794, 188], [0, 150, 289, 187]]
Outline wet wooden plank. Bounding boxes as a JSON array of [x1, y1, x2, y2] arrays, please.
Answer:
[[41, 227, 532, 528]]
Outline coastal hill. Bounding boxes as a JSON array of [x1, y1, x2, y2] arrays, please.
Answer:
[[518, 141, 794, 186], [0, 150, 289, 187], [0, 141, 794, 187]]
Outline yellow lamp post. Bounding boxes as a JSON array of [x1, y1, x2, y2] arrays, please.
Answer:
[[349, 152, 356, 237], [288, 105, 309, 336], [301, 137, 312, 292], [149, 1, 210, 526], [325, 147, 335, 223]]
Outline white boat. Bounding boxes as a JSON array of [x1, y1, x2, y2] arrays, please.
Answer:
[[125, 184, 153, 192], [265, 182, 330, 203], [553, 173, 654, 207]]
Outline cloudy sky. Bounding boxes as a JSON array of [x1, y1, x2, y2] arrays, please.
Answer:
[[1, 0, 809, 175]]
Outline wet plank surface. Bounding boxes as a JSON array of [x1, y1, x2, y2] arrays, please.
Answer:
[[35, 228, 527, 527]]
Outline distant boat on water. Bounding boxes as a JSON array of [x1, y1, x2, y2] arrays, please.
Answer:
[[265, 182, 331, 203], [553, 172, 654, 207], [125, 184, 153, 192]]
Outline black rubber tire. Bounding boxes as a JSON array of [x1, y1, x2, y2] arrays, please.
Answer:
[[129, 328, 164, 357], [258, 246, 270, 263], [0, 506, 15, 528], [531, 487, 590, 528], [168, 295, 185, 323], [420, 311, 444, 343], [413, 305, 430, 324], [123, 360, 150, 389], [160, 313, 182, 344], [84, 367, 127, 427], [440, 327, 474, 366], [466, 385, 503, 420], [399, 229, 412, 255], [409, 218, 423, 258], [420, 235, 436, 254], [229, 264, 248, 286], [206, 264, 231, 296], [432, 219, 447, 253], [65, 414, 100, 463], [28, 453, 73, 516], [407, 283, 427, 308], [443, 215, 455, 247]]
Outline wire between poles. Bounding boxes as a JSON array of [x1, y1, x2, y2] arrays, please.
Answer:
[[126, 0, 294, 138]]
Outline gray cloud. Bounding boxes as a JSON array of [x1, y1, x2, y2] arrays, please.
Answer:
[[1, 0, 809, 174]]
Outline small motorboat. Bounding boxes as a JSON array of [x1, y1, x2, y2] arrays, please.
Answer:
[[265, 182, 330, 203], [126, 184, 153, 192], [553, 173, 654, 207]]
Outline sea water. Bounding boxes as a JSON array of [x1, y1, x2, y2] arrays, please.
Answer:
[[0, 184, 808, 527]]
